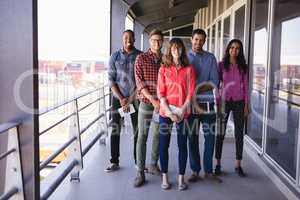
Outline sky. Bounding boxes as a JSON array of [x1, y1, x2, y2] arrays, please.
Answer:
[[253, 17, 300, 66], [38, 0, 110, 61]]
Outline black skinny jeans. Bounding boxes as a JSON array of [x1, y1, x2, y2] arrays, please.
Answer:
[[110, 97, 139, 164], [215, 100, 245, 160]]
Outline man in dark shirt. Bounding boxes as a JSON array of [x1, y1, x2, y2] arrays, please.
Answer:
[[105, 30, 142, 172]]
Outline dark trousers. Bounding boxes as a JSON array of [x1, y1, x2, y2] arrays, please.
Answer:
[[188, 111, 217, 174], [159, 116, 191, 175], [215, 100, 245, 160], [110, 97, 139, 164]]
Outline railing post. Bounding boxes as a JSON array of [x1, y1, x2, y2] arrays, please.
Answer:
[[69, 99, 83, 182], [4, 127, 24, 200], [99, 86, 109, 145]]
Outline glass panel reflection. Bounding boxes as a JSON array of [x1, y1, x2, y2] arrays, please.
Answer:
[[234, 5, 245, 43], [266, 1, 300, 179], [247, 0, 269, 147]]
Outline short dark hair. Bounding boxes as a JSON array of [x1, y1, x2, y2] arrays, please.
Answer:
[[149, 29, 164, 38], [192, 29, 207, 38], [123, 29, 135, 38]]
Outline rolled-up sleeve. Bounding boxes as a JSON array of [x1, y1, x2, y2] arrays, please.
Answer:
[[186, 66, 196, 101], [209, 55, 219, 88], [108, 53, 117, 86], [134, 54, 147, 93], [157, 67, 166, 99]]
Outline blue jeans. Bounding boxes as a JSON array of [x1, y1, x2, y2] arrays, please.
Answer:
[[159, 116, 191, 175], [188, 113, 216, 174]]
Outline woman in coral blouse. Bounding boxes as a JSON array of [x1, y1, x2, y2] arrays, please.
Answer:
[[157, 38, 196, 190], [215, 39, 249, 177]]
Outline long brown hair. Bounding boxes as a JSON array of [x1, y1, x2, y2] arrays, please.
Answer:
[[223, 39, 248, 74], [162, 38, 189, 67]]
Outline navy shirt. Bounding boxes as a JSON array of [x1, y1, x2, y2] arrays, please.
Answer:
[[187, 49, 219, 103], [108, 48, 142, 98]]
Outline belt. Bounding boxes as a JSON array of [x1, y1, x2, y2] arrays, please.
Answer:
[[192, 101, 215, 114]]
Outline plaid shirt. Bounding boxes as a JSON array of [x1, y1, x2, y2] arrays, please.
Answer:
[[135, 49, 162, 104]]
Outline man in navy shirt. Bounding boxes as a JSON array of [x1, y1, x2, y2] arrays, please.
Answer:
[[187, 29, 221, 183]]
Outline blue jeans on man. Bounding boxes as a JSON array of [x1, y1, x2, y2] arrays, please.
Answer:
[[188, 104, 216, 174]]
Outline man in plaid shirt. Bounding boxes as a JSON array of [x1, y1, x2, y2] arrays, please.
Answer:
[[133, 29, 163, 187]]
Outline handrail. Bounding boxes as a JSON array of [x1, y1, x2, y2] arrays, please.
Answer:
[[0, 122, 20, 135], [78, 96, 104, 112], [40, 160, 79, 200], [80, 114, 104, 135], [39, 136, 77, 170], [82, 131, 105, 156], [39, 84, 111, 199], [39, 85, 108, 116], [39, 112, 75, 136], [0, 123, 24, 199], [0, 187, 19, 200], [0, 148, 16, 161]]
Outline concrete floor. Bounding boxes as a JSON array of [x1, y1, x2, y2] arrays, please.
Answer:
[[48, 130, 287, 200]]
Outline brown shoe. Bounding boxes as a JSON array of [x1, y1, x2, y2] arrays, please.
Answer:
[[204, 173, 223, 183], [147, 164, 161, 176], [188, 173, 201, 183], [133, 171, 146, 187]]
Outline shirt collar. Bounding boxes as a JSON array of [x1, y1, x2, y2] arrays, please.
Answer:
[[121, 47, 137, 55], [147, 48, 162, 59], [189, 49, 205, 56]]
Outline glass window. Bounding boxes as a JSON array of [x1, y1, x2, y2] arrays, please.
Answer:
[[38, 0, 111, 178], [247, 0, 269, 148], [125, 14, 134, 31], [266, 0, 300, 179], [206, 28, 211, 51], [216, 20, 222, 61], [219, 0, 224, 15], [211, 24, 216, 54], [213, 0, 217, 20], [227, 0, 234, 8], [223, 16, 230, 53], [208, 0, 212, 24], [234, 5, 245, 43]]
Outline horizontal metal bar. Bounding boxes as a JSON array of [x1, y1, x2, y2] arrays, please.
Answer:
[[39, 112, 75, 136], [253, 88, 265, 95], [0, 122, 19, 135], [0, 187, 19, 200], [79, 114, 104, 135], [275, 96, 300, 108], [105, 106, 112, 112], [39, 85, 109, 116], [40, 136, 77, 170], [0, 148, 16, 161], [40, 159, 78, 200], [82, 131, 105, 156], [78, 97, 103, 112], [277, 88, 300, 97]]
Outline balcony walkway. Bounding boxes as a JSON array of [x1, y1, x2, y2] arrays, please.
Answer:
[[48, 127, 287, 200]]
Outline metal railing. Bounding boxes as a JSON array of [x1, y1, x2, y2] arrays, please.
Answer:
[[0, 122, 25, 200], [39, 84, 111, 200]]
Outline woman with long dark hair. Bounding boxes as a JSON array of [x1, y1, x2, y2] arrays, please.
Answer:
[[215, 39, 249, 177], [157, 38, 196, 190]]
